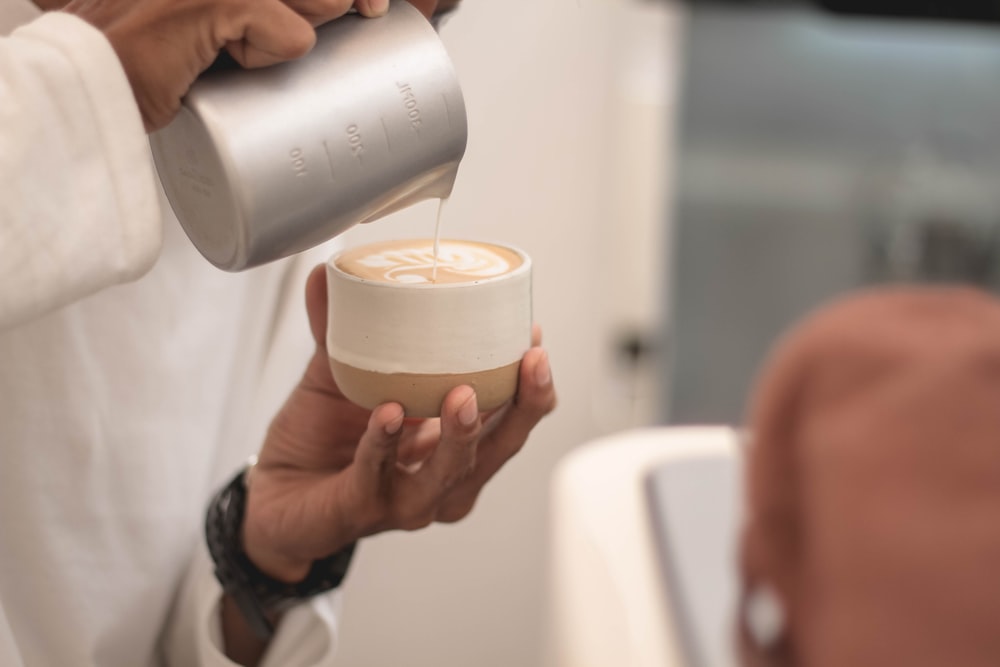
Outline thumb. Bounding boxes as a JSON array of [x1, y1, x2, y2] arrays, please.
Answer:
[[305, 263, 329, 348]]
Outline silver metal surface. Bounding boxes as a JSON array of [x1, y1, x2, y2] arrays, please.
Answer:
[[150, 0, 467, 271]]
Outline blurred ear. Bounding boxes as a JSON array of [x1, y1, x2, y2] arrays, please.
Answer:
[[305, 264, 329, 348]]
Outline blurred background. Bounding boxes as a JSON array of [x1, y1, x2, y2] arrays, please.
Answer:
[[333, 0, 1000, 665]]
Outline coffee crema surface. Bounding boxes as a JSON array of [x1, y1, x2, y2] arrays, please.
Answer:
[[335, 239, 523, 285]]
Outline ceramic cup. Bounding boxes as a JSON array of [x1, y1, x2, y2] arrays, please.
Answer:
[[326, 238, 532, 417]]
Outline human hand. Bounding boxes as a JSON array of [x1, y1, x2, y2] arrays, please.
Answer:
[[59, 0, 452, 132], [241, 263, 557, 583]]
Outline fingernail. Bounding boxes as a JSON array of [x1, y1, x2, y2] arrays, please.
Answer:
[[395, 460, 424, 474], [535, 351, 551, 386], [369, 0, 389, 15], [384, 410, 404, 435], [458, 390, 479, 426]]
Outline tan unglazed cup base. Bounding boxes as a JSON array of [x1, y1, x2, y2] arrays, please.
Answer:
[[330, 358, 521, 418]]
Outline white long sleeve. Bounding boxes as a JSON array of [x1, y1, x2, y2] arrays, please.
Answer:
[[0, 226, 348, 666], [162, 540, 343, 667], [0, 11, 161, 330], [0, 5, 347, 665]]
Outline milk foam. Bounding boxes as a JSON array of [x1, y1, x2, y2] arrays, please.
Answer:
[[339, 240, 521, 285]]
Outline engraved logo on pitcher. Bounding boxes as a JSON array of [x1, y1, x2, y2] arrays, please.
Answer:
[[397, 82, 423, 132]]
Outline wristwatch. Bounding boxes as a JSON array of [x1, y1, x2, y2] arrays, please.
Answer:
[[205, 464, 357, 640]]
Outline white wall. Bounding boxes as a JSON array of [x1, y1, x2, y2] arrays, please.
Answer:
[[334, 2, 677, 665]]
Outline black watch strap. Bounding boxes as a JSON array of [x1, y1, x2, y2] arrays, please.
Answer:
[[205, 466, 357, 640]]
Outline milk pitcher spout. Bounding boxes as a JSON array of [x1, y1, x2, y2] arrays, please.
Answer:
[[357, 162, 461, 226]]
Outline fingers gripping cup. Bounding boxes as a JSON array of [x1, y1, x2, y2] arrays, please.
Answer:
[[326, 240, 532, 417]]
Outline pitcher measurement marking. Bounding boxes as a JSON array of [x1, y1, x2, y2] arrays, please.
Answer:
[[346, 124, 365, 163], [289, 147, 307, 177], [380, 117, 392, 152], [397, 82, 423, 133], [322, 140, 336, 181]]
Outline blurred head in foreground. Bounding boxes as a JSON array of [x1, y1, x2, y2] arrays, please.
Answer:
[[740, 285, 1000, 667]]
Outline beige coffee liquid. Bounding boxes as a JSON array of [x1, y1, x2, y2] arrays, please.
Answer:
[[336, 239, 523, 285]]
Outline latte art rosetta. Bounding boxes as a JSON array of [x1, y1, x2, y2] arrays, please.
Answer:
[[337, 240, 522, 284], [359, 244, 509, 284]]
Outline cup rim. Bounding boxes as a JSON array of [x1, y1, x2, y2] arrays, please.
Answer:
[[328, 238, 532, 289]]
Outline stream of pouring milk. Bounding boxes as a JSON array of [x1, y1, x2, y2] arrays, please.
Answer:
[[432, 197, 448, 281]]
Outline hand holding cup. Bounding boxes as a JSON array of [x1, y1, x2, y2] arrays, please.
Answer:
[[240, 261, 556, 583]]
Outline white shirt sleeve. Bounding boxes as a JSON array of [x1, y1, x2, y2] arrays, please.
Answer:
[[0, 12, 161, 331], [161, 540, 343, 667]]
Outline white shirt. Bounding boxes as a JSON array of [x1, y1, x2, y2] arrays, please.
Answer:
[[0, 3, 344, 665]]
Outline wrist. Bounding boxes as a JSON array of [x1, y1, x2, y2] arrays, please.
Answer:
[[239, 462, 311, 583], [240, 465, 360, 583], [240, 528, 312, 584], [205, 465, 358, 640]]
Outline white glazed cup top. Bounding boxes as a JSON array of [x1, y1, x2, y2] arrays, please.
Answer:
[[325, 239, 533, 415]]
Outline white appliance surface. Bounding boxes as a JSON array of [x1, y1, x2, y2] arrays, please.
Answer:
[[547, 427, 742, 667]]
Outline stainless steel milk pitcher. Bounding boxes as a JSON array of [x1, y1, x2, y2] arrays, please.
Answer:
[[150, 1, 468, 271]]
